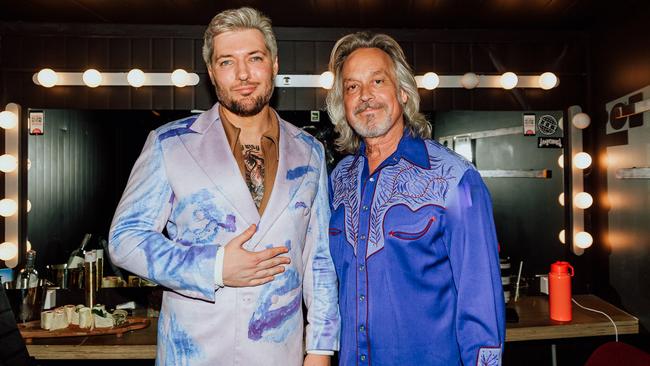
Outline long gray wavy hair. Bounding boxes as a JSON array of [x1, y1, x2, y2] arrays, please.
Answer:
[[326, 32, 431, 154]]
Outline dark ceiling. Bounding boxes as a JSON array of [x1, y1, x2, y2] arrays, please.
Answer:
[[0, 0, 646, 29]]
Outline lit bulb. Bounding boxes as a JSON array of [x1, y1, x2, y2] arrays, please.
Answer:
[[558, 193, 565, 206], [0, 241, 18, 261], [6, 255, 18, 268], [460, 72, 479, 89], [575, 231, 593, 249], [27, 158, 32, 170], [0, 110, 18, 129], [127, 69, 145, 88], [574, 152, 592, 169], [0, 154, 17, 173], [538, 72, 558, 90], [559, 230, 565, 244], [27, 200, 32, 213], [422, 72, 440, 90], [500, 72, 518, 90], [37, 68, 58, 88], [171, 69, 188, 87], [572, 112, 591, 129], [0, 198, 17, 217], [574, 192, 593, 209], [558, 154, 564, 168], [83, 69, 102, 88], [318, 71, 334, 89], [26, 240, 32, 252]]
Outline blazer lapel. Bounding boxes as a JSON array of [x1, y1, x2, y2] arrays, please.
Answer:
[[179, 104, 260, 228], [251, 118, 313, 249]]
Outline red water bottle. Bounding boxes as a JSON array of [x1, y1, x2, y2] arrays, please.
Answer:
[[549, 261, 574, 321]]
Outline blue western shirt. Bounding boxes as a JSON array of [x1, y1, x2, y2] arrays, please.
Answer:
[[329, 132, 505, 366]]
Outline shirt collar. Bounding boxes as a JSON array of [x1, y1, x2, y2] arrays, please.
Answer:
[[352, 128, 430, 170], [220, 105, 280, 158]]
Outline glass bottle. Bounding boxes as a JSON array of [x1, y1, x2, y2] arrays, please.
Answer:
[[15, 250, 39, 322]]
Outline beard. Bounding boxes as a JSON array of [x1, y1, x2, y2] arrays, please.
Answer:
[[348, 101, 394, 138], [216, 79, 274, 117]]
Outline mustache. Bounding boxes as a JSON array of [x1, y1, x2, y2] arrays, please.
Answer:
[[354, 101, 385, 115]]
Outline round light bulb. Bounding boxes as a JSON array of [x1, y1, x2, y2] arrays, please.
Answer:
[[0, 241, 18, 261], [83, 69, 102, 88], [0, 198, 17, 217], [0, 110, 18, 129], [572, 112, 591, 129], [171, 69, 188, 87], [0, 154, 17, 173], [559, 230, 565, 244], [27, 199, 32, 213], [558, 154, 564, 168], [6, 255, 18, 268], [574, 152, 592, 169], [574, 192, 593, 209], [460, 72, 479, 89], [127, 69, 145, 88], [422, 72, 440, 90], [318, 71, 334, 89], [538, 72, 558, 90], [575, 231, 593, 249], [37, 68, 58, 88], [500, 72, 518, 90], [558, 192, 565, 206]]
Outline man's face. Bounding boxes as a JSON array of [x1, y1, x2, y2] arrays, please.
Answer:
[[341, 47, 407, 139], [207, 29, 278, 117]]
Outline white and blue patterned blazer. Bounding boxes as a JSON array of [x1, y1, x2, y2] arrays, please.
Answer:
[[109, 103, 340, 366]]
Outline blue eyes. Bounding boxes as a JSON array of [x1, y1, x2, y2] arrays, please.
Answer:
[[218, 56, 264, 67]]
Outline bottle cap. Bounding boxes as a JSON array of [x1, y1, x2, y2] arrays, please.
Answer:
[[550, 261, 574, 276]]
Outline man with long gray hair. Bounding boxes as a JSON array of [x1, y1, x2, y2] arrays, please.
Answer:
[[326, 32, 504, 365], [110, 7, 339, 366]]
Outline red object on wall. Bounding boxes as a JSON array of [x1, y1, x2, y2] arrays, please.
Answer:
[[549, 261, 574, 321]]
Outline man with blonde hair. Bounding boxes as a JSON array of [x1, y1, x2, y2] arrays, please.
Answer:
[[110, 7, 339, 366], [326, 32, 504, 365]]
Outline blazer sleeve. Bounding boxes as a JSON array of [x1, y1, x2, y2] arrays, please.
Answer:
[[109, 130, 218, 302], [302, 144, 341, 352], [445, 168, 505, 366]]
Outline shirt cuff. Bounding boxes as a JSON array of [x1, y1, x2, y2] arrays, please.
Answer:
[[214, 246, 225, 288], [306, 350, 334, 356]]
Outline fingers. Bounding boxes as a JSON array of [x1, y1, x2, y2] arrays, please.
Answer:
[[230, 224, 256, 247], [249, 275, 276, 286], [257, 255, 291, 270], [255, 246, 289, 262]]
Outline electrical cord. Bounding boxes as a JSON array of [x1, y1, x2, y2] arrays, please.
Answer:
[[572, 297, 619, 342]]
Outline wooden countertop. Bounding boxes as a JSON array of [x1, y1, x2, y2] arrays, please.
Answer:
[[506, 294, 639, 342], [26, 317, 158, 360], [25, 295, 639, 359]]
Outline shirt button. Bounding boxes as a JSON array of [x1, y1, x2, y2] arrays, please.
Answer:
[[359, 324, 365, 332], [369, 177, 375, 182], [393, 157, 399, 162], [362, 205, 369, 211], [359, 295, 365, 302], [360, 355, 367, 361], [359, 264, 365, 271], [360, 234, 366, 240]]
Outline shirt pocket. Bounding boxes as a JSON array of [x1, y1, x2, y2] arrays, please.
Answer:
[[388, 216, 437, 241]]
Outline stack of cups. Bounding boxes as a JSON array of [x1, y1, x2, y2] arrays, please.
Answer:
[[84, 251, 98, 308]]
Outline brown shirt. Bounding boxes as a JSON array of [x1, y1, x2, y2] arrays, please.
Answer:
[[221, 107, 279, 215]]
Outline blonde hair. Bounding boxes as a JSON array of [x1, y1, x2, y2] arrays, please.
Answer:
[[326, 32, 431, 154], [202, 7, 277, 67]]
